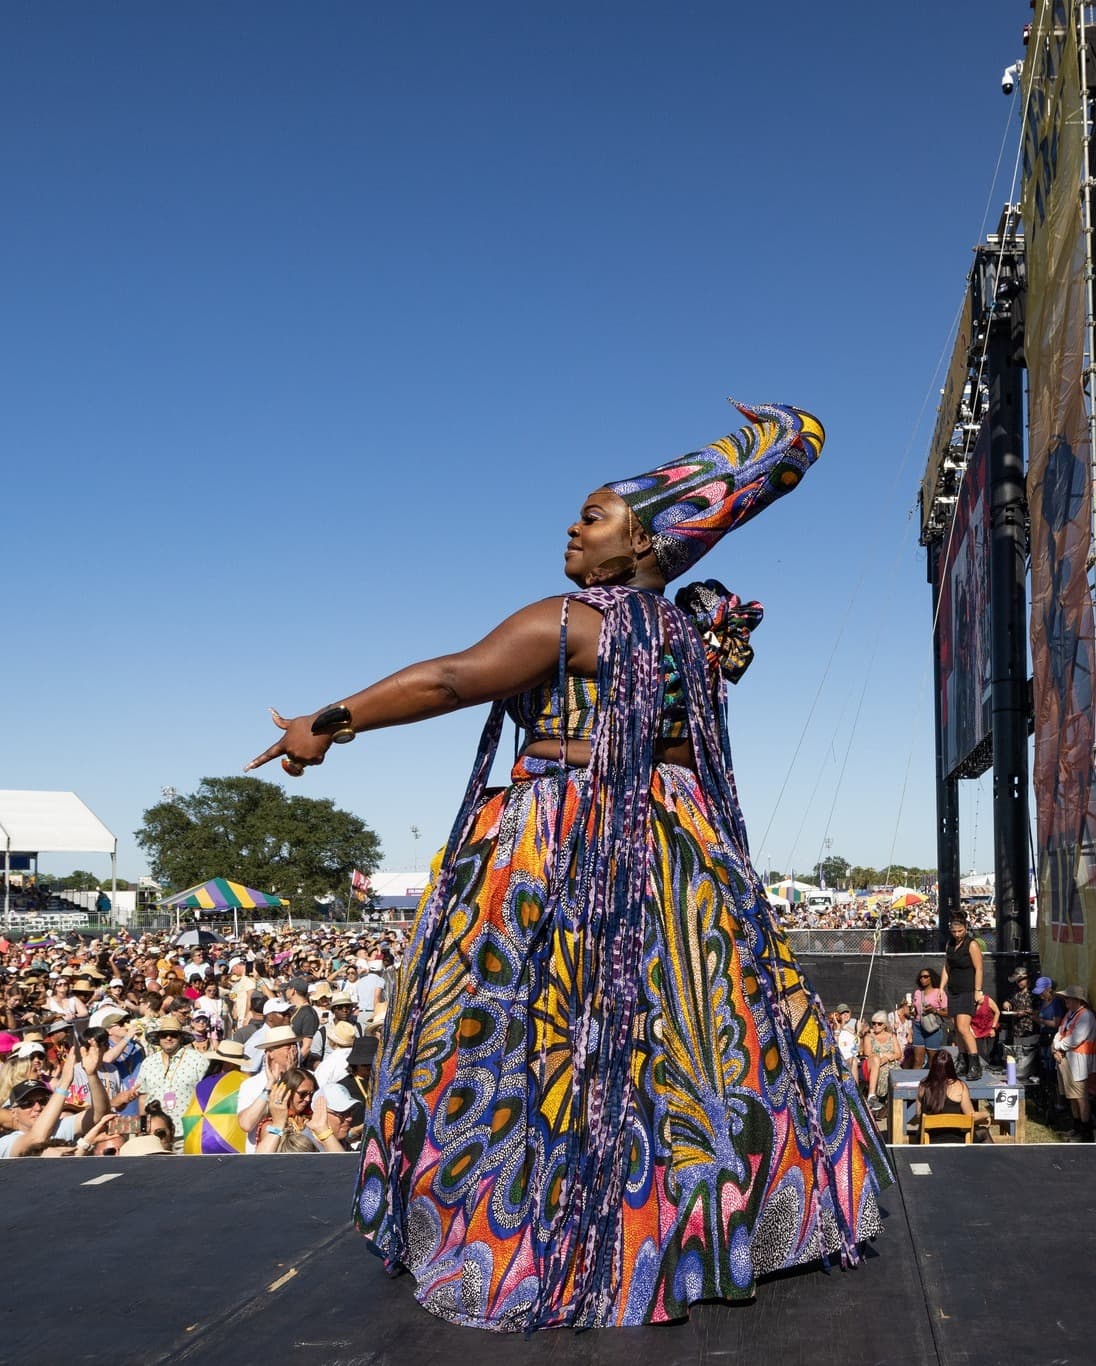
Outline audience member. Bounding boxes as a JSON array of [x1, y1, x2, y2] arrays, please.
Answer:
[[971, 990, 1001, 1066], [910, 967, 947, 1068], [137, 1016, 210, 1150], [916, 1049, 992, 1143], [0, 1040, 110, 1157], [1051, 985, 1096, 1143], [859, 1011, 903, 1114], [834, 1005, 858, 1065], [341, 1035, 377, 1111]]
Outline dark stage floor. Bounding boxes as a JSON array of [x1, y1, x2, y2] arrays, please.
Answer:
[[1, 1147, 1092, 1366]]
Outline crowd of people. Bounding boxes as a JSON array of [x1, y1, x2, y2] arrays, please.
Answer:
[[775, 896, 995, 934], [823, 912, 1096, 1143], [3, 900, 1091, 1160], [4, 906, 1091, 1157], [0, 923, 403, 1156]]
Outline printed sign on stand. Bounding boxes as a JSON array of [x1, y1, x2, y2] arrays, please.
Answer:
[[993, 1087, 1020, 1122]]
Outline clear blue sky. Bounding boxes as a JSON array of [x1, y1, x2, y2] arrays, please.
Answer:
[[1, 2, 1026, 884]]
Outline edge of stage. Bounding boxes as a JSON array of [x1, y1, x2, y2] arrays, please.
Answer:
[[1, 1147, 1091, 1366]]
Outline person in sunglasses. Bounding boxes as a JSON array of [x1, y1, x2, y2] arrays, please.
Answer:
[[0, 1038, 110, 1158], [135, 1015, 210, 1151]]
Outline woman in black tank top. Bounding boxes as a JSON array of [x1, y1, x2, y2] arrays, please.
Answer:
[[940, 911, 984, 1080]]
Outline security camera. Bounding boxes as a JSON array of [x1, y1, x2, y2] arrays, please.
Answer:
[[1002, 61, 1022, 94]]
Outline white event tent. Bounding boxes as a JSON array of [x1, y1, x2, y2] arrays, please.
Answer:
[[0, 791, 117, 920]]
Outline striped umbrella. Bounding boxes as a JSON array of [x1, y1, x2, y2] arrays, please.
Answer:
[[159, 877, 288, 912], [890, 890, 927, 909], [181, 1071, 248, 1155]]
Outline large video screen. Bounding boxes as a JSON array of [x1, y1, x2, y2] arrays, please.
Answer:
[[937, 418, 992, 778]]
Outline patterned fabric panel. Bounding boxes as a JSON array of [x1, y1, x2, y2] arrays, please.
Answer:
[[507, 668, 688, 743], [355, 757, 890, 1330]]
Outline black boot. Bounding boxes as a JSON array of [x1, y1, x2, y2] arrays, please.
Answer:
[[955, 1052, 969, 1079], [966, 1053, 983, 1082]]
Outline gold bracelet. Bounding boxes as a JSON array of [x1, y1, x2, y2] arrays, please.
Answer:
[[311, 705, 356, 744]]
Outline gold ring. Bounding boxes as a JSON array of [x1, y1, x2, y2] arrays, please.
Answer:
[[282, 758, 306, 777]]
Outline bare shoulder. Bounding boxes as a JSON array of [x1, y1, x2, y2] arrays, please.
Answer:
[[495, 595, 607, 674], [496, 595, 604, 649]]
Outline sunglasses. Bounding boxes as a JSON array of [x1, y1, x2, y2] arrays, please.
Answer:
[[16, 1095, 48, 1109], [157, 1032, 182, 1040]]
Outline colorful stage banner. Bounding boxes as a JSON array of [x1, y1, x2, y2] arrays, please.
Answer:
[[1022, 1, 1096, 993]]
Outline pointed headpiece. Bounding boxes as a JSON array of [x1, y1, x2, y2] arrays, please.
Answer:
[[606, 400, 824, 582]]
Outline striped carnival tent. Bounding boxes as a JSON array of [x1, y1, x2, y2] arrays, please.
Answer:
[[160, 877, 288, 935], [160, 877, 288, 913]]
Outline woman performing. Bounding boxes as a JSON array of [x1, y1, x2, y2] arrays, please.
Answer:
[[247, 400, 894, 1331]]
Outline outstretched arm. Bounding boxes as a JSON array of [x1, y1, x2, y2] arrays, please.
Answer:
[[246, 596, 605, 773]]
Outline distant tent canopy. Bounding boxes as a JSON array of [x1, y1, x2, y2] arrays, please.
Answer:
[[158, 878, 290, 937], [159, 878, 288, 914], [0, 790, 118, 918], [372, 895, 421, 914]]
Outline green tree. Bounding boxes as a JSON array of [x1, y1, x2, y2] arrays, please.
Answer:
[[135, 776, 382, 907], [50, 870, 101, 891], [812, 855, 851, 888]]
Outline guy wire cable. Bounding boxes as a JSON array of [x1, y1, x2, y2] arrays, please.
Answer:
[[781, 494, 929, 874], [785, 500, 928, 880], [760, 84, 1023, 864], [796, 69, 1035, 876], [757, 316, 964, 861], [762, 28, 1040, 880]]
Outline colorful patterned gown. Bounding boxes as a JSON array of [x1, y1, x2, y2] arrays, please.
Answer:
[[355, 585, 894, 1330]]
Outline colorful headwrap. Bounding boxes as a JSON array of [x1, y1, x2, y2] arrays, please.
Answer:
[[606, 401, 824, 582]]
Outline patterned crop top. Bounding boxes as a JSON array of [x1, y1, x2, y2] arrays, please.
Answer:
[[507, 649, 689, 743]]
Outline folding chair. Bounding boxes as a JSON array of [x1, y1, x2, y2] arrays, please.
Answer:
[[919, 1112, 974, 1144]]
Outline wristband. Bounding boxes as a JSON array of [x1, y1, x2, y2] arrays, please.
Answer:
[[76, 1138, 91, 1152], [266, 1125, 284, 1137], [312, 1127, 334, 1142]]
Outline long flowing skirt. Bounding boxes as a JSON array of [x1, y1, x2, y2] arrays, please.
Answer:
[[355, 758, 892, 1330]]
